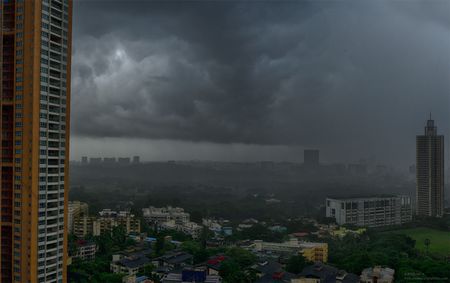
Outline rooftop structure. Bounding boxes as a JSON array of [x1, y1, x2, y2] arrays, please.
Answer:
[[360, 266, 395, 283], [251, 238, 328, 263], [295, 262, 359, 283], [162, 268, 222, 283], [111, 251, 151, 276]]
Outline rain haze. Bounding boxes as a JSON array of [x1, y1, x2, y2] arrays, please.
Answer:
[[70, 0, 450, 168]]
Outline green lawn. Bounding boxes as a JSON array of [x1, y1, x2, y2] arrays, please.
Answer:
[[388, 227, 450, 256]]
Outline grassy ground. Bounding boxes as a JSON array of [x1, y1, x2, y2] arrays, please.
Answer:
[[388, 227, 450, 256]]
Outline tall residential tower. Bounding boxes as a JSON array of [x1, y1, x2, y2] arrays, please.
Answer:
[[1, 0, 72, 282], [416, 117, 444, 217]]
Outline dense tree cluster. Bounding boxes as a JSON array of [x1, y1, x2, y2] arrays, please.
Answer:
[[329, 232, 450, 282]]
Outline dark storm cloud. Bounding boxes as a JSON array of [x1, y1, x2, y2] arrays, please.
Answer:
[[71, 0, 450, 164]]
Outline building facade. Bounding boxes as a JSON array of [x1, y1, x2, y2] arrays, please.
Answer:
[[72, 216, 95, 238], [0, 0, 72, 282], [252, 238, 328, 263], [72, 240, 97, 261], [416, 118, 444, 217], [72, 211, 140, 238], [68, 201, 88, 233], [142, 206, 190, 224], [326, 196, 412, 227], [360, 266, 395, 283]]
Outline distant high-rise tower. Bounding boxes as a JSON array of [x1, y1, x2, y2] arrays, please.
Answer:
[[304, 149, 319, 167], [133, 155, 141, 164], [416, 117, 444, 217], [1, 0, 72, 282]]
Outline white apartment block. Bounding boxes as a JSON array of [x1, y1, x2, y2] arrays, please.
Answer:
[[142, 206, 190, 224], [326, 196, 412, 228]]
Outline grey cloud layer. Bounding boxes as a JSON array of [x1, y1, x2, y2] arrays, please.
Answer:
[[71, 1, 450, 163]]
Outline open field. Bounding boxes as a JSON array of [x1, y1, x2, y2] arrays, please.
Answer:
[[388, 227, 450, 256]]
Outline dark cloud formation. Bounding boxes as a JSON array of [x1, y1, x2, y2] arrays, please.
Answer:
[[71, 0, 450, 166]]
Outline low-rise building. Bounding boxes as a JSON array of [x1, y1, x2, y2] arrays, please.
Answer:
[[330, 227, 366, 238], [295, 262, 359, 283], [299, 242, 328, 263], [360, 266, 395, 283], [180, 221, 203, 239], [73, 210, 141, 237], [325, 196, 412, 228], [142, 206, 190, 224], [202, 255, 227, 276], [94, 211, 141, 236], [162, 268, 222, 283], [153, 251, 193, 270], [72, 240, 97, 261], [143, 206, 201, 237], [202, 218, 222, 233], [122, 275, 154, 283], [251, 238, 328, 263], [110, 253, 151, 276], [251, 260, 297, 283]]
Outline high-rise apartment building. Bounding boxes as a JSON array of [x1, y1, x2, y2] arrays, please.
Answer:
[[1, 0, 72, 282], [416, 117, 444, 217]]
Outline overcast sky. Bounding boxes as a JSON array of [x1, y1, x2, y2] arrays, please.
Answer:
[[70, 0, 450, 167]]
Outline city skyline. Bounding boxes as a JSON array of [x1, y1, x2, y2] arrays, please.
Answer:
[[69, 1, 450, 168]]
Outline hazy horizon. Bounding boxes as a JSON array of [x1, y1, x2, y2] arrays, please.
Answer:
[[70, 0, 450, 169]]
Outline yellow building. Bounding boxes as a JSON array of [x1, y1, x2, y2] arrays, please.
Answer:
[[93, 215, 141, 236], [252, 238, 328, 263], [73, 216, 96, 238], [0, 0, 72, 282], [73, 213, 141, 237], [68, 201, 89, 232], [299, 242, 328, 263]]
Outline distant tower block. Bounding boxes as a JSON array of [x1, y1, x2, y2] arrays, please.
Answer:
[[133, 156, 141, 164], [304, 149, 320, 167], [81, 156, 88, 165], [416, 116, 444, 217]]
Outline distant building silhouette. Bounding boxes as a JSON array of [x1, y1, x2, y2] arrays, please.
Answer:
[[90, 157, 102, 165], [118, 157, 131, 165], [304, 149, 319, 167], [416, 117, 444, 217], [347, 163, 367, 176], [103, 157, 117, 165], [133, 156, 141, 164], [81, 156, 88, 165]]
